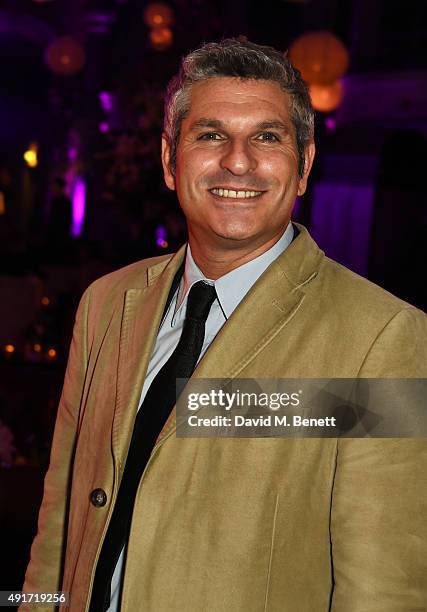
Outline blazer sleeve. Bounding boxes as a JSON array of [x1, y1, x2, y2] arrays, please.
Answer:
[[20, 285, 92, 609], [330, 307, 427, 611]]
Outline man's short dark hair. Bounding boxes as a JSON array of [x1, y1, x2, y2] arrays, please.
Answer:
[[164, 38, 314, 178]]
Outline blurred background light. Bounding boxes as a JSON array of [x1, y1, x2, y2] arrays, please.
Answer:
[[23, 142, 38, 168], [45, 36, 86, 76], [309, 80, 344, 112], [155, 224, 168, 248], [150, 26, 173, 50], [144, 3, 174, 28], [99, 91, 115, 114], [289, 31, 349, 85], [71, 176, 86, 237]]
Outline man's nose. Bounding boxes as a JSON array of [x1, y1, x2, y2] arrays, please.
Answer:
[[219, 139, 257, 175]]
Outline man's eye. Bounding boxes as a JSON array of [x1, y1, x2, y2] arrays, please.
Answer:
[[257, 132, 279, 142], [198, 132, 223, 141]]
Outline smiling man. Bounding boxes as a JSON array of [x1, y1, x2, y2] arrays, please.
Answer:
[[162, 76, 314, 278], [22, 39, 427, 612]]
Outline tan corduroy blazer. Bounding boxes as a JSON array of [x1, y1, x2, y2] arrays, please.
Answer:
[[22, 224, 427, 611]]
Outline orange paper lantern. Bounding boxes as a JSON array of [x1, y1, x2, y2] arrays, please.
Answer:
[[309, 80, 344, 112], [144, 3, 174, 28], [150, 26, 173, 51], [46, 36, 86, 76], [289, 31, 349, 85]]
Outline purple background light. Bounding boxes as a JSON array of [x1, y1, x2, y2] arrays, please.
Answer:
[[71, 176, 86, 237], [68, 147, 78, 162], [155, 224, 167, 247], [99, 121, 110, 133], [99, 91, 115, 114], [325, 117, 336, 132]]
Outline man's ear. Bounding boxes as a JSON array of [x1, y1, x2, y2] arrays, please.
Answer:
[[161, 134, 176, 191], [297, 140, 316, 196]]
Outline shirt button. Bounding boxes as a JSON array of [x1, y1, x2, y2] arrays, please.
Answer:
[[90, 488, 107, 507]]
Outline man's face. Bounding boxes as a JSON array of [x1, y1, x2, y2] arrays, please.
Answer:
[[162, 77, 315, 251]]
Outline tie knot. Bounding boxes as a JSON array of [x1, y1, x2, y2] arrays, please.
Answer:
[[185, 281, 217, 323]]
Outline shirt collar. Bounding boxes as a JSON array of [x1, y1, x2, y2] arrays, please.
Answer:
[[172, 222, 294, 325]]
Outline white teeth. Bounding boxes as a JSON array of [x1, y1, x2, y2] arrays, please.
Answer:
[[211, 188, 262, 199]]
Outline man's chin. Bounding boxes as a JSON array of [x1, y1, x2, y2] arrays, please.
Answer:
[[211, 227, 262, 245]]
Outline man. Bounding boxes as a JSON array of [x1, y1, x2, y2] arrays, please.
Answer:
[[23, 39, 426, 611]]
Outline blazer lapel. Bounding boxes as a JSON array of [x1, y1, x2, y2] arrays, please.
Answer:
[[112, 245, 186, 469], [193, 266, 304, 379], [195, 224, 323, 378]]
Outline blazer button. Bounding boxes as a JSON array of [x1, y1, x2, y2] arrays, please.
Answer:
[[90, 488, 107, 507]]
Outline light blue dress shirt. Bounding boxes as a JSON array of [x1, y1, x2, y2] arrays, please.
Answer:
[[107, 222, 294, 611]]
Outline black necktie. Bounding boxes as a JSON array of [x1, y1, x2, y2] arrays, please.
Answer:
[[90, 280, 217, 611]]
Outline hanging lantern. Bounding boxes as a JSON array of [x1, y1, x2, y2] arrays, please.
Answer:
[[46, 36, 86, 76], [309, 80, 344, 113], [289, 31, 349, 85], [144, 3, 174, 28], [150, 26, 173, 51]]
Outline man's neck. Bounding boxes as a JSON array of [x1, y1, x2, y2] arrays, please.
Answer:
[[187, 226, 291, 280]]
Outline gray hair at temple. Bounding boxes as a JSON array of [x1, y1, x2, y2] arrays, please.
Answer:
[[163, 38, 315, 179]]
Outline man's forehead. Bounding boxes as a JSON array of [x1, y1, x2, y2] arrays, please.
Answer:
[[184, 77, 292, 126]]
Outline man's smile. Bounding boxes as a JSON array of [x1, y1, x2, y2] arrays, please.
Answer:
[[209, 187, 264, 199]]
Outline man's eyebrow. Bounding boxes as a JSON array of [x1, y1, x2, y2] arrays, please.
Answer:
[[189, 118, 224, 131], [188, 118, 292, 133], [255, 120, 291, 132]]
